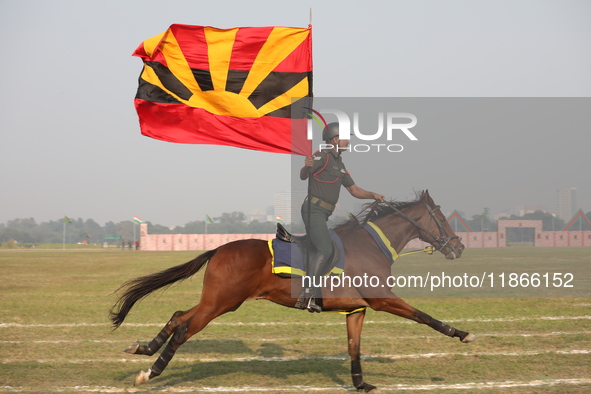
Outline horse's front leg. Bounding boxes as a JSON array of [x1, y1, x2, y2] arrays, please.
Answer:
[[346, 309, 376, 393], [367, 297, 477, 343]]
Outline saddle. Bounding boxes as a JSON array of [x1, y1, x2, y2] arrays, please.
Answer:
[[272, 223, 343, 278]]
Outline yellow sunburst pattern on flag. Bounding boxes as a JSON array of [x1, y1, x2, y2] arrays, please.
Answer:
[[133, 24, 313, 155], [135, 25, 311, 118]]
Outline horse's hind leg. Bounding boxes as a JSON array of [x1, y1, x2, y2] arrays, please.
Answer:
[[123, 310, 188, 356], [133, 298, 243, 385], [135, 319, 191, 385], [128, 241, 270, 385]]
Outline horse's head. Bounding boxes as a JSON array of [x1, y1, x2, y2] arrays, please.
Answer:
[[346, 190, 465, 260], [415, 190, 465, 260]]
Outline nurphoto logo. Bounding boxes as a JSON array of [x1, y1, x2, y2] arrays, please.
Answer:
[[305, 108, 418, 153]]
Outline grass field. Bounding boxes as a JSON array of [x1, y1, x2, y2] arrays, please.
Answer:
[[0, 247, 590, 393]]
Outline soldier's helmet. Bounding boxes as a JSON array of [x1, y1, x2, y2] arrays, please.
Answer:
[[322, 122, 340, 142]]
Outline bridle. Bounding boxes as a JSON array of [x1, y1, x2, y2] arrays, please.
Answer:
[[382, 200, 463, 256]]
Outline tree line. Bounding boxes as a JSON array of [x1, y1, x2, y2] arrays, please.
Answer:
[[1, 209, 589, 246], [0, 212, 307, 246]]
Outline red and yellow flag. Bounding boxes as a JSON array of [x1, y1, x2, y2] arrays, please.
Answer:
[[133, 24, 312, 156]]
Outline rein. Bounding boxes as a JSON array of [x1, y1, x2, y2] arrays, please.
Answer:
[[380, 200, 461, 255]]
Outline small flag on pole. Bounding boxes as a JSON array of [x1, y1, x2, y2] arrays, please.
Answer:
[[133, 215, 143, 224], [62, 216, 71, 250], [206, 215, 214, 224], [276, 215, 284, 222]]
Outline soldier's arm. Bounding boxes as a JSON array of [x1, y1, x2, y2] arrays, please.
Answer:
[[346, 184, 385, 202]]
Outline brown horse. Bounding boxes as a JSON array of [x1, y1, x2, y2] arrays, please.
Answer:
[[110, 190, 474, 392]]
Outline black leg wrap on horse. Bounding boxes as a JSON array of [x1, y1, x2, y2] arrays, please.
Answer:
[[429, 318, 456, 337], [351, 359, 363, 387], [150, 345, 175, 378], [143, 329, 170, 355], [149, 322, 189, 379], [351, 359, 377, 392], [417, 311, 457, 337], [171, 321, 188, 345]]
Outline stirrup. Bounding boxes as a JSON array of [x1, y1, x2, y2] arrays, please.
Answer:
[[306, 297, 322, 313], [295, 296, 307, 309], [295, 288, 310, 310]]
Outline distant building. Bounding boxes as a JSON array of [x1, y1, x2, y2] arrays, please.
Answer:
[[557, 187, 577, 220], [495, 206, 547, 220], [515, 205, 547, 217], [495, 211, 512, 220]]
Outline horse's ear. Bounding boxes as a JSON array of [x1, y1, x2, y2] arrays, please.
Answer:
[[422, 189, 433, 203]]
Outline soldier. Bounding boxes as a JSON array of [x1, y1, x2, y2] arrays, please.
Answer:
[[299, 122, 384, 312]]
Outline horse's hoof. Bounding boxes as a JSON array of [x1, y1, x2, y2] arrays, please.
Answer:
[[134, 369, 151, 386], [461, 333, 477, 343], [356, 382, 378, 392], [123, 343, 140, 354]]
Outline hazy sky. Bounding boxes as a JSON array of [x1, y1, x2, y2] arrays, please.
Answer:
[[1, 0, 590, 227]]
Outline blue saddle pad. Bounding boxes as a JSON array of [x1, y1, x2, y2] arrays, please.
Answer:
[[269, 229, 345, 277]]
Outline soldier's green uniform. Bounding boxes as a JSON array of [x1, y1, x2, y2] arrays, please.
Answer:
[[299, 123, 384, 313], [301, 148, 355, 261], [298, 122, 358, 313]]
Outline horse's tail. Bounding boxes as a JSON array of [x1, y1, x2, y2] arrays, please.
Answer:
[[109, 249, 218, 329]]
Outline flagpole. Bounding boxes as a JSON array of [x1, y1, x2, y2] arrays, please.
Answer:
[[133, 222, 136, 250], [305, 167, 312, 256], [63, 219, 65, 250]]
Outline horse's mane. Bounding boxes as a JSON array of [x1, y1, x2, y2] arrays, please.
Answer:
[[334, 192, 424, 234]]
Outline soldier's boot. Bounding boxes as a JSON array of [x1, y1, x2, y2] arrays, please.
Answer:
[[306, 254, 325, 313], [295, 254, 324, 312]]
